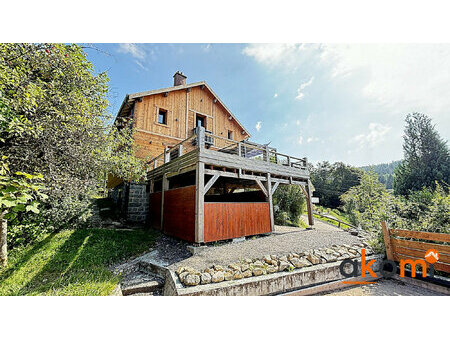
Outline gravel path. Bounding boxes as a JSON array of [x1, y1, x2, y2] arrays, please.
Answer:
[[168, 220, 364, 270], [322, 279, 447, 296]]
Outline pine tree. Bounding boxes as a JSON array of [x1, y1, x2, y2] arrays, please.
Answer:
[[394, 113, 449, 196]]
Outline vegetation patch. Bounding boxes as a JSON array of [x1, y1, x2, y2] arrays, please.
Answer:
[[0, 228, 158, 296]]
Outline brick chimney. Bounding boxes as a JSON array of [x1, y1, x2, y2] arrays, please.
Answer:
[[173, 71, 187, 86]]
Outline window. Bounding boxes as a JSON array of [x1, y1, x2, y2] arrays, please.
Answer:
[[227, 130, 234, 140], [196, 115, 206, 128], [158, 108, 167, 125]]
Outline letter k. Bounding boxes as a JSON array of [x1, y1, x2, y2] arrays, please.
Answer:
[[361, 248, 377, 277]]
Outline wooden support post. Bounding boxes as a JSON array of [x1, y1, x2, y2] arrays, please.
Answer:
[[179, 144, 183, 157], [149, 179, 154, 193], [287, 156, 291, 167], [266, 173, 275, 232], [196, 126, 205, 151], [160, 174, 169, 231], [381, 221, 394, 260], [305, 180, 314, 226], [195, 162, 205, 243], [265, 146, 270, 162]]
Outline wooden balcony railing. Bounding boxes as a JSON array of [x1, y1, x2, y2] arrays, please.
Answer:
[[147, 126, 308, 172]]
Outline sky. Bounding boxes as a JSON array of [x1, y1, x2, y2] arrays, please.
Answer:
[[85, 43, 450, 167]]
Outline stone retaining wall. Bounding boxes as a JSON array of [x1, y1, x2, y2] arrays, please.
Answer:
[[110, 182, 149, 223]]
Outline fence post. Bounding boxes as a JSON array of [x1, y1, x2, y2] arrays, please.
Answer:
[[381, 221, 394, 260]]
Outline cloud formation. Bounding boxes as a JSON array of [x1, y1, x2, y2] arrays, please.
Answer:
[[296, 76, 314, 100], [118, 43, 146, 60], [255, 121, 262, 132]]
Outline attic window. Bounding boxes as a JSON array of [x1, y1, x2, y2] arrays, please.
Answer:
[[158, 108, 167, 125], [227, 130, 234, 140]]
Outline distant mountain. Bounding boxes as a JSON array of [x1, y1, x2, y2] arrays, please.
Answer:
[[360, 160, 402, 189]]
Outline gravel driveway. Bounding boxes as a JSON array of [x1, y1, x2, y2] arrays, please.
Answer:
[[168, 220, 364, 270]]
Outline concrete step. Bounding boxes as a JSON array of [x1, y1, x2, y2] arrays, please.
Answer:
[[120, 270, 164, 296], [122, 280, 164, 296]]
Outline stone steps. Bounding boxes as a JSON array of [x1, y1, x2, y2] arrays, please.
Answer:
[[121, 279, 164, 296], [120, 269, 165, 296]]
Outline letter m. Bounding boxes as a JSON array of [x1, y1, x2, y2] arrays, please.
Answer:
[[400, 259, 427, 278]]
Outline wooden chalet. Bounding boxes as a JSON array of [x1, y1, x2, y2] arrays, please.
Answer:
[[111, 72, 314, 243]]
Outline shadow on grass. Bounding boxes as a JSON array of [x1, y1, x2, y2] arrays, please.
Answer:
[[12, 228, 158, 296], [0, 233, 57, 284]]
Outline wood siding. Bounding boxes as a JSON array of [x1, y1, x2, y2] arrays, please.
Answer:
[[132, 86, 247, 160], [204, 202, 271, 242], [162, 185, 196, 242]]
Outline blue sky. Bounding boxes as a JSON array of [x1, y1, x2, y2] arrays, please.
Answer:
[[86, 43, 450, 167]]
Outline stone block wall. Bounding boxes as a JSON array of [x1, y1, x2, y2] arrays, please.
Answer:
[[109, 182, 149, 223], [127, 183, 149, 223]]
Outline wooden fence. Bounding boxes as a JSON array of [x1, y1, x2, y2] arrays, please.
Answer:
[[381, 221, 450, 273]]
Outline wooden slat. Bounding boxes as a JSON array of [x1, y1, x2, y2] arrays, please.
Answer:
[[393, 253, 450, 273], [163, 185, 196, 242], [391, 244, 450, 264], [204, 202, 271, 242], [391, 237, 450, 255], [390, 229, 450, 243]]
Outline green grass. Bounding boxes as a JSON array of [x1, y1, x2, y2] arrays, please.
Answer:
[[0, 228, 159, 296], [313, 206, 353, 229]]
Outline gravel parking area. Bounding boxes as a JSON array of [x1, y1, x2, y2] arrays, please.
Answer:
[[167, 219, 364, 270]]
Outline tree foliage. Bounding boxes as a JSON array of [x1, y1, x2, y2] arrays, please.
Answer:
[[394, 112, 449, 196], [0, 43, 146, 243], [360, 160, 400, 189], [273, 185, 306, 226], [310, 161, 362, 208]]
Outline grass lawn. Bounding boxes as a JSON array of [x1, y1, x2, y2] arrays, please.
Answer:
[[0, 228, 159, 296]]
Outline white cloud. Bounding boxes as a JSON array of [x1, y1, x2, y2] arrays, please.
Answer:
[[255, 121, 262, 132], [297, 134, 303, 145], [273, 93, 278, 98], [202, 44, 211, 52], [307, 136, 320, 143], [135, 60, 148, 71], [296, 120, 300, 126], [296, 76, 314, 100], [118, 43, 146, 60], [351, 122, 391, 148]]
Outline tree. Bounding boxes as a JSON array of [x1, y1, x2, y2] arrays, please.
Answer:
[[394, 113, 449, 196], [341, 171, 394, 251], [310, 161, 362, 208], [273, 185, 306, 226], [0, 43, 146, 241], [0, 159, 46, 266]]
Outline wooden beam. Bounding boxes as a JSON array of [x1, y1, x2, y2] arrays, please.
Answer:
[[204, 173, 219, 194], [160, 174, 169, 231], [255, 178, 268, 197], [304, 180, 314, 226], [381, 221, 394, 261], [195, 162, 205, 243], [266, 173, 275, 232], [271, 181, 280, 195]]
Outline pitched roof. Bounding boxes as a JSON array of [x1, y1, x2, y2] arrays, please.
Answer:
[[116, 81, 251, 137]]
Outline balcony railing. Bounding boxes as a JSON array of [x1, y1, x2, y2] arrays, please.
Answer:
[[147, 126, 308, 171]]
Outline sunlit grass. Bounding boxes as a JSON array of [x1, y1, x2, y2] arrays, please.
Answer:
[[0, 228, 158, 296]]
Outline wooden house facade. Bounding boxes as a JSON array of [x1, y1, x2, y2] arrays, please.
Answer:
[[111, 72, 314, 243]]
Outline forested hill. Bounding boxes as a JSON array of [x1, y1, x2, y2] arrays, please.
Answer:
[[360, 160, 401, 189]]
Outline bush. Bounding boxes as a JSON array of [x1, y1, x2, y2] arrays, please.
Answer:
[[273, 185, 306, 227]]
